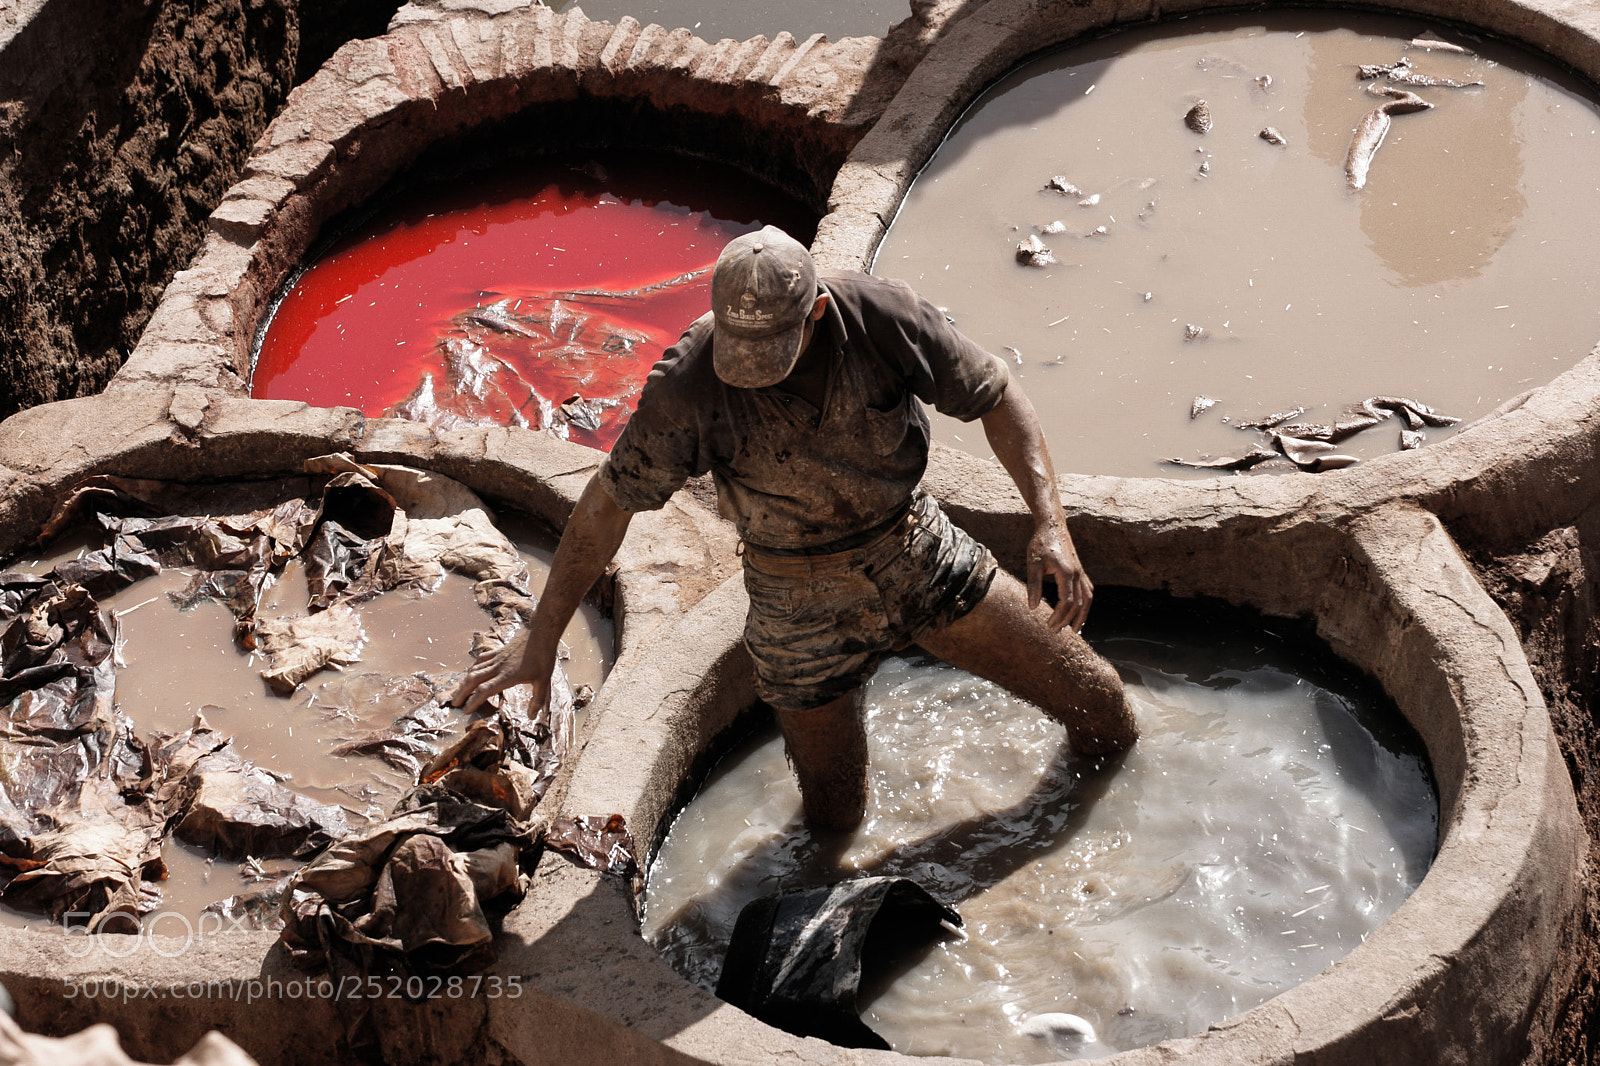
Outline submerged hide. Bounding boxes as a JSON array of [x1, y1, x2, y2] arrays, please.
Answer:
[[152, 719, 351, 860], [204, 874, 292, 932], [253, 602, 366, 695], [386, 274, 704, 449], [0, 583, 164, 925], [717, 877, 963, 1050], [328, 674, 457, 778]]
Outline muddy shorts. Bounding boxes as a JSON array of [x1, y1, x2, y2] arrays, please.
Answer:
[[740, 492, 999, 712]]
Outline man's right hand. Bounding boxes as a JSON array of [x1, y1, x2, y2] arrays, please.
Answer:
[[451, 628, 555, 715], [449, 474, 635, 717]]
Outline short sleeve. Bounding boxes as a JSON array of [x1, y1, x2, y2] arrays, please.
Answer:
[[856, 276, 1010, 423], [595, 322, 710, 513]]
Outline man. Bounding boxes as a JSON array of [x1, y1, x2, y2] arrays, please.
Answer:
[[452, 226, 1137, 830]]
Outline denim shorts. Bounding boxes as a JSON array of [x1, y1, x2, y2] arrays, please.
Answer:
[[740, 492, 998, 711]]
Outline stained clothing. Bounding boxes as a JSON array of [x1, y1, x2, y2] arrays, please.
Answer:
[[597, 272, 1010, 552], [740, 491, 998, 710]]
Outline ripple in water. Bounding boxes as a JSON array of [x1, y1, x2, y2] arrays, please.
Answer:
[[644, 607, 1437, 1061]]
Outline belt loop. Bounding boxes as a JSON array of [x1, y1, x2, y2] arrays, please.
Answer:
[[736, 540, 747, 557]]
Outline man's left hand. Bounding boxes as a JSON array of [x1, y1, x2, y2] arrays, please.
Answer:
[[1027, 523, 1093, 632]]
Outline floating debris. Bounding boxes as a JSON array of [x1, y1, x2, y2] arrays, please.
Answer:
[[1184, 324, 1206, 340], [1016, 234, 1057, 267], [1004, 346, 1024, 365], [1357, 55, 1483, 88], [1345, 86, 1434, 190], [1044, 176, 1083, 195], [1365, 394, 1462, 428], [1163, 445, 1279, 471], [557, 394, 607, 433], [1236, 406, 1306, 430], [1042, 220, 1068, 234], [1409, 35, 1474, 55], [1273, 434, 1336, 466], [1078, 193, 1101, 207], [1310, 454, 1361, 470], [1177, 393, 1460, 473], [1185, 100, 1213, 133], [1259, 126, 1289, 146], [1254, 74, 1273, 91], [1197, 160, 1212, 176], [1019, 1013, 1098, 1053]]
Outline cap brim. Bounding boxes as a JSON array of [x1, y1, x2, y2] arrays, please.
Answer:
[[713, 321, 808, 389]]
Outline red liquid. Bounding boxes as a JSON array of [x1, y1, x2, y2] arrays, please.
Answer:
[[253, 154, 815, 449]]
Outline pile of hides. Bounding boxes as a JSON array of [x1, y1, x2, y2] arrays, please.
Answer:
[[716, 877, 961, 1049], [277, 716, 636, 1046], [0, 455, 583, 929]]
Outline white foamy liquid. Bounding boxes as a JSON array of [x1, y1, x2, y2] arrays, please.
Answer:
[[644, 646, 1436, 1061]]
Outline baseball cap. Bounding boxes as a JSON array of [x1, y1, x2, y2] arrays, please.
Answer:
[[711, 226, 818, 388]]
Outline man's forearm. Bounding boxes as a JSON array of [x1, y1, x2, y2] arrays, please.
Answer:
[[980, 383, 1067, 530], [526, 475, 634, 651]]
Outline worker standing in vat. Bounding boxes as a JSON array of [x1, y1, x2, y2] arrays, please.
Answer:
[[452, 226, 1137, 830]]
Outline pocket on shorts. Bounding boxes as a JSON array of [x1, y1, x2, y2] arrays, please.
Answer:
[[743, 569, 798, 623]]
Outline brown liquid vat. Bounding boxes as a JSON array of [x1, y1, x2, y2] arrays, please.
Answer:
[[0, 0, 1593, 1062]]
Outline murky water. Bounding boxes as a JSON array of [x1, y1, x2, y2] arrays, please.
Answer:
[[0, 513, 612, 927], [547, 0, 909, 42], [254, 152, 813, 449], [645, 600, 1436, 1060], [875, 11, 1600, 477]]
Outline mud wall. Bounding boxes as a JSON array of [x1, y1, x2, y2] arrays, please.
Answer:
[[1460, 518, 1600, 1063], [0, 0, 396, 422]]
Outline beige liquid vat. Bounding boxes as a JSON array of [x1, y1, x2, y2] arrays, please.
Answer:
[[0, 511, 613, 928], [874, 11, 1600, 477], [644, 601, 1436, 1061]]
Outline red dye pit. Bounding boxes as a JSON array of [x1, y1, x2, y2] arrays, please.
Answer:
[[253, 154, 815, 449]]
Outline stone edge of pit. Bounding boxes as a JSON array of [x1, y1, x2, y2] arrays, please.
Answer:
[[0, 394, 1579, 1066], [561, 469, 1583, 1066]]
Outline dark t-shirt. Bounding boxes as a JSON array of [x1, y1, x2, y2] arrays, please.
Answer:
[[597, 272, 1010, 550]]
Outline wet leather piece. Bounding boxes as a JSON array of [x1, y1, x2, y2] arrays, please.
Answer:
[[387, 273, 704, 449], [716, 876, 962, 1049]]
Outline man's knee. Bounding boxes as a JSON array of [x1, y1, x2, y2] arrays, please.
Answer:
[[1046, 652, 1138, 755]]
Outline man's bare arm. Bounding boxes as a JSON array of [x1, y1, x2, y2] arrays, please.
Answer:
[[979, 382, 1093, 632], [451, 476, 633, 714]]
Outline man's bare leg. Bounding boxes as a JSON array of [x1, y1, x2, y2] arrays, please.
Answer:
[[775, 689, 869, 832], [917, 571, 1138, 754]]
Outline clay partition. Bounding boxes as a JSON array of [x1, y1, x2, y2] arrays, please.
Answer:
[[0, 0, 1594, 1062]]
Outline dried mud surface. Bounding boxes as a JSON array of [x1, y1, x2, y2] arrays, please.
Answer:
[[1465, 524, 1600, 1064]]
